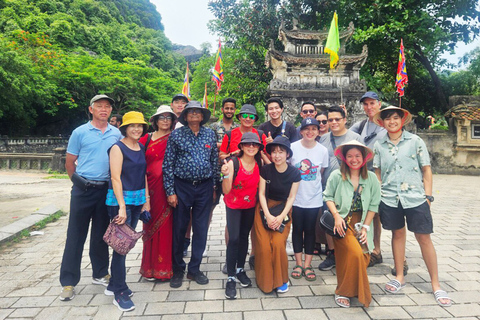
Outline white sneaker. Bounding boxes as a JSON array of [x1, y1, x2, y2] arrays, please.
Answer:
[[286, 240, 294, 256], [203, 249, 208, 257]]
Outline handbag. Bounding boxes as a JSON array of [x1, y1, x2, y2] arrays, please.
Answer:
[[320, 185, 362, 239], [259, 169, 290, 233], [103, 220, 143, 255]]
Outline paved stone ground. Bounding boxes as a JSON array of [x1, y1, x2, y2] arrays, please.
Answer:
[[0, 174, 479, 319]]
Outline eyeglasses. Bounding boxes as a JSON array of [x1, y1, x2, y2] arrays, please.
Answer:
[[302, 109, 315, 114], [158, 115, 172, 121], [187, 109, 201, 115], [242, 142, 259, 148], [328, 117, 344, 123], [241, 114, 256, 120], [318, 120, 328, 125]]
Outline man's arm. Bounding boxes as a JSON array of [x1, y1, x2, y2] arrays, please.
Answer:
[[65, 153, 78, 179], [422, 165, 433, 205]]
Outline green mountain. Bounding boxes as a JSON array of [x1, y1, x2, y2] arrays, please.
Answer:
[[0, 0, 185, 136]]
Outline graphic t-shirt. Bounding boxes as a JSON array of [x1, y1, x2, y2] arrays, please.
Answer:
[[289, 141, 329, 208]]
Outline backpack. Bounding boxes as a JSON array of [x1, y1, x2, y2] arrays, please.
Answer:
[[225, 129, 264, 154]]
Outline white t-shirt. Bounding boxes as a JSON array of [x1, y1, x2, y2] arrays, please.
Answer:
[[289, 141, 329, 208]]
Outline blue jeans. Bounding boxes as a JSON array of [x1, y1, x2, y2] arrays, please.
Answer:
[[106, 205, 141, 295]]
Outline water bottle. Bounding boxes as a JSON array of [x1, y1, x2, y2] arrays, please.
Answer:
[[354, 222, 369, 253]]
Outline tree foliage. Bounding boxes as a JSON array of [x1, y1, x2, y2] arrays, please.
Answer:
[[0, 0, 186, 136], [207, 0, 480, 114]]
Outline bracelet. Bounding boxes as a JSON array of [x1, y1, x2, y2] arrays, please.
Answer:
[[146, 196, 151, 199], [223, 175, 230, 179], [362, 224, 370, 231]]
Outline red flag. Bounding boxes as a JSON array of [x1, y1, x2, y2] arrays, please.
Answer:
[[212, 40, 224, 92], [396, 39, 408, 97]]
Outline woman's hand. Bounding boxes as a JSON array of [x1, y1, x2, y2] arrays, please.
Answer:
[[333, 214, 346, 237], [221, 159, 230, 176], [142, 198, 151, 212], [359, 227, 368, 244], [114, 207, 127, 225], [266, 212, 279, 230]]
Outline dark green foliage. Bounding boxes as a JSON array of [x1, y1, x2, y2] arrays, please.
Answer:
[[0, 0, 185, 136]]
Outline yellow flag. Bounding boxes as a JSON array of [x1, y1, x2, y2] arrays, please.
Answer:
[[325, 12, 340, 69]]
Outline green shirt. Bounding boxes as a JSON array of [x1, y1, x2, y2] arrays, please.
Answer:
[[373, 131, 430, 209], [323, 170, 381, 253]]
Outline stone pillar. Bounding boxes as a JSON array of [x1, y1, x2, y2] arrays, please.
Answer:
[[52, 147, 66, 172]]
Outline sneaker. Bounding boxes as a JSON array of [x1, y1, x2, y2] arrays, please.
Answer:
[[113, 292, 135, 312], [286, 239, 294, 256], [59, 286, 75, 301], [236, 269, 252, 287], [225, 278, 237, 300], [92, 274, 111, 287], [222, 263, 228, 275], [318, 253, 336, 271], [203, 249, 208, 257], [104, 288, 133, 297], [276, 282, 289, 293]]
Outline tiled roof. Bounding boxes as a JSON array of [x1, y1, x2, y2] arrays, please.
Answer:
[[444, 104, 480, 120]]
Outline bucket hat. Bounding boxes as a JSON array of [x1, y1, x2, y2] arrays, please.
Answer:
[[372, 106, 412, 128], [265, 135, 293, 159], [150, 105, 177, 122], [90, 94, 114, 106], [359, 91, 379, 103], [120, 111, 148, 128], [172, 93, 189, 103], [178, 100, 211, 126], [300, 118, 320, 130], [334, 140, 374, 165], [237, 132, 264, 151], [236, 104, 258, 121]]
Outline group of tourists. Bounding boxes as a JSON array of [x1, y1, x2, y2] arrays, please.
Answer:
[[58, 91, 451, 312]]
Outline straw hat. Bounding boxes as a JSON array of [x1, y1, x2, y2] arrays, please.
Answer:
[[372, 106, 412, 128], [334, 140, 374, 164], [150, 105, 177, 122]]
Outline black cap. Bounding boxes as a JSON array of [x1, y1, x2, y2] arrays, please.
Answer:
[[172, 93, 189, 103], [360, 91, 379, 102]]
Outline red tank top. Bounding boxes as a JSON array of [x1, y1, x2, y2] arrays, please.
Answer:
[[224, 159, 260, 209]]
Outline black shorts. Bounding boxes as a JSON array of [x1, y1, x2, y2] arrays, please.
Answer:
[[379, 201, 433, 234]]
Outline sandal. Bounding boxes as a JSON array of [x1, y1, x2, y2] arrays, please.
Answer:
[[303, 266, 316, 281], [368, 252, 383, 267], [291, 265, 303, 279], [385, 279, 406, 293], [391, 260, 409, 276], [434, 290, 452, 307], [335, 294, 350, 308]]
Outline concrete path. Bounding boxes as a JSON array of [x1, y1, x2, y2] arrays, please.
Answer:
[[0, 174, 479, 319]]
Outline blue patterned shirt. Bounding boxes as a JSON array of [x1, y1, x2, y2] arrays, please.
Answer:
[[163, 125, 219, 196], [373, 130, 431, 209]]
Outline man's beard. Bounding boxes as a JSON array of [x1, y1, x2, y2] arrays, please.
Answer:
[[223, 114, 234, 120]]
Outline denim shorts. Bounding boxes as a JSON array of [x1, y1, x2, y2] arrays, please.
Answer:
[[379, 201, 433, 234]]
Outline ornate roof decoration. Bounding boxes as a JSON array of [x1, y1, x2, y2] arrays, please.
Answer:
[[444, 103, 480, 120], [278, 20, 355, 43]]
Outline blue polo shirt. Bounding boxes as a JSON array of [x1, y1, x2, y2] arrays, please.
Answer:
[[67, 122, 121, 181]]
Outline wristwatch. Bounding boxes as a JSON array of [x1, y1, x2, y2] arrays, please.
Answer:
[[426, 195, 434, 202]]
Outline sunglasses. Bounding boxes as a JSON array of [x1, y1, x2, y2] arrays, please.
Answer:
[[158, 115, 172, 121], [302, 109, 315, 114], [187, 109, 202, 115], [241, 142, 260, 148], [318, 120, 328, 125], [241, 114, 256, 120], [328, 117, 344, 123]]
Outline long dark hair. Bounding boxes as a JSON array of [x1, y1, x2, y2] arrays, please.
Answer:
[[339, 146, 368, 180], [237, 145, 263, 169]]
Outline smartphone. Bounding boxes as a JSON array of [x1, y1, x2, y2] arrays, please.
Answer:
[[277, 223, 285, 233]]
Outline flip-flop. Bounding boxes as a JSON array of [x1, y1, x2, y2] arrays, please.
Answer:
[[303, 266, 316, 281], [291, 265, 303, 279], [434, 290, 452, 307], [385, 279, 406, 294], [335, 294, 350, 308]]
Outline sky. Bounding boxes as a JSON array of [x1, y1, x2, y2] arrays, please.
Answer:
[[150, 0, 479, 70]]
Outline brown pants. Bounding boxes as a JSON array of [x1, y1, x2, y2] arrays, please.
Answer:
[[253, 200, 291, 293], [333, 212, 372, 307]]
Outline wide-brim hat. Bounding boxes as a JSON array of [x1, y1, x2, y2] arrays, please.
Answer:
[[334, 140, 374, 165], [300, 118, 320, 130], [265, 135, 293, 159], [178, 100, 211, 126], [372, 106, 412, 127], [236, 104, 258, 121], [237, 132, 264, 151], [150, 105, 177, 122], [120, 111, 148, 127], [90, 94, 114, 106]]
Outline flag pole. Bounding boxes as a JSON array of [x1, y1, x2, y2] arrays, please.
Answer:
[[213, 89, 217, 115]]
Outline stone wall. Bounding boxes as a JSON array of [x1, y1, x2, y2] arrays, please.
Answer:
[[0, 137, 68, 153], [418, 131, 480, 175]]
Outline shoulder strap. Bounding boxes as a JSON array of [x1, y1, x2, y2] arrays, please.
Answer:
[[144, 133, 153, 153], [232, 156, 240, 182], [358, 119, 367, 134], [226, 130, 232, 153], [281, 121, 287, 136], [345, 185, 363, 221], [256, 129, 264, 141]]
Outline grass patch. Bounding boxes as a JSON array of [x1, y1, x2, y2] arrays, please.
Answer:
[[44, 170, 69, 179], [0, 210, 67, 247]]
